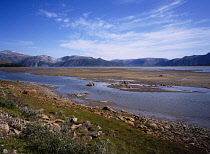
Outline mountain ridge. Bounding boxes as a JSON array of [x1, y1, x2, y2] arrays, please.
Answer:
[[0, 50, 209, 67]]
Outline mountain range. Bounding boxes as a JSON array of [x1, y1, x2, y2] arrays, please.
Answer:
[[0, 50, 209, 67]]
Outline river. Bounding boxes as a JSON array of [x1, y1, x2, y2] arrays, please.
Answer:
[[0, 69, 210, 128]]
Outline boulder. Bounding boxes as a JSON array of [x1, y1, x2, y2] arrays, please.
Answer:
[[86, 82, 95, 86], [103, 106, 115, 112], [122, 81, 129, 84], [22, 89, 37, 95], [0, 124, 10, 133], [71, 118, 78, 123], [53, 126, 61, 134]]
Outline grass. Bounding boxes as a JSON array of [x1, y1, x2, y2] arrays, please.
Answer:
[[0, 80, 205, 154]]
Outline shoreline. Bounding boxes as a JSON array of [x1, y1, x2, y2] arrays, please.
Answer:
[[0, 79, 209, 153]]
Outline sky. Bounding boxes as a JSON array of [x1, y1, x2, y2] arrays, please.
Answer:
[[0, 0, 210, 60]]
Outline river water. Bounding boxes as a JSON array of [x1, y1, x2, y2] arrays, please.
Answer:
[[0, 69, 210, 128]]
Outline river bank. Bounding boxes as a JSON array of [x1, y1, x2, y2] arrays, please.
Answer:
[[0, 80, 209, 153]]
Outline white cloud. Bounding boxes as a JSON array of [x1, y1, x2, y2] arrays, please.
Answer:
[[0, 40, 34, 46], [196, 19, 210, 24], [60, 26, 210, 60], [39, 9, 58, 18], [40, 0, 209, 59], [63, 18, 70, 23], [55, 18, 63, 22], [71, 18, 113, 30], [152, 0, 185, 14], [83, 12, 92, 18]]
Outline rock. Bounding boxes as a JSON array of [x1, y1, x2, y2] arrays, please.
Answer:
[[84, 92, 89, 94], [164, 126, 170, 130], [40, 114, 50, 121], [149, 123, 158, 129], [103, 106, 115, 112], [89, 131, 102, 137], [23, 89, 37, 95], [53, 126, 61, 134], [78, 124, 88, 131], [82, 136, 92, 141], [54, 119, 65, 123], [100, 101, 107, 103], [76, 94, 85, 97], [126, 117, 135, 122], [84, 121, 92, 129], [51, 123, 60, 127], [70, 124, 82, 130], [125, 121, 135, 126], [8, 122, 22, 131], [86, 82, 95, 86], [96, 125, 102, 130], [71, 118, 78, 123], [0, 124, 10, 134], [13, 129, 21, 135], [3, 149, 8, 153], [122, 81, 129, 84], [49, 111, 57, 115]]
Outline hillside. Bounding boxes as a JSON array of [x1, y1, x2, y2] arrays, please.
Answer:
[[157, 52, 210, 66], [112, 58, 168, 66]]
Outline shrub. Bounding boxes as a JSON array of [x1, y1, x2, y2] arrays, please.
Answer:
[[19, 106, 40, 120], [21, 123, 108, 154], [0, 97, 16, 109]]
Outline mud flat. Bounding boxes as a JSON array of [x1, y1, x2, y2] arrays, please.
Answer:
[[0, 67, 210, 92]]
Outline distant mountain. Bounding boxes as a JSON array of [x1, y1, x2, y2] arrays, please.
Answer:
[[0, 50, 31, 63], [0, 50, 209, 67], [0, 50, 123, 67], [112, 58, 168, 66], [56, 57, 123, 67], [158, 52, 210, 66], [19, 55, 60, 67]]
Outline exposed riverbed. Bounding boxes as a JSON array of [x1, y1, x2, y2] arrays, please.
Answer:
[[1, 71, 210, 128]]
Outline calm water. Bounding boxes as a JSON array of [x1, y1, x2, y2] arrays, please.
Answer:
[[0, 70, 210, 128], [123, 66, 210, 72]]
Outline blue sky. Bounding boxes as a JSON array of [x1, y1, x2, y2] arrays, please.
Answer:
[[0, 0, 210, 60]]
